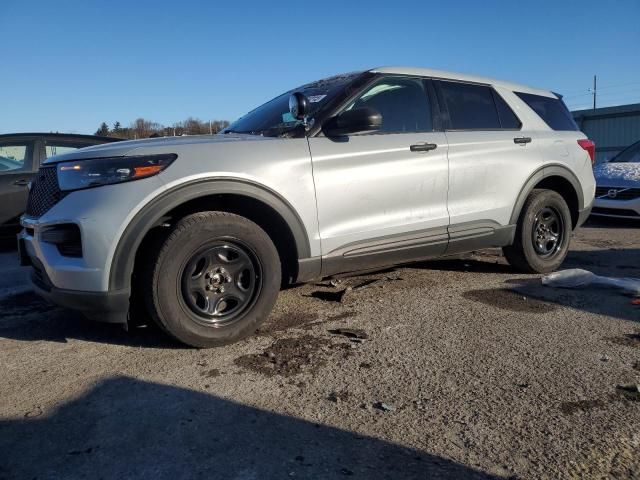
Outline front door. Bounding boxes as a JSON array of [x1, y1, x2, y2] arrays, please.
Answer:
[[308, 76, 450, 275]]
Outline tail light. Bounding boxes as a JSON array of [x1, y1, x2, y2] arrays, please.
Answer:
[[577, 139, 596, 165]]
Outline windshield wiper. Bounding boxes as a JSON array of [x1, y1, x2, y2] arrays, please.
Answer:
[[223, 129, 260, 135], [260, 124, 306, 138], [223, 124, 305, 138]]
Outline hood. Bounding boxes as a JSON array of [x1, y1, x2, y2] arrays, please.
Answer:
[[42, 133, 276, 164], [593, 162, 640, 188]]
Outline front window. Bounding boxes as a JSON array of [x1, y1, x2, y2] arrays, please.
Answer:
[[223, 72, 364, 137], [342, 77, 433, 133], [0, 141, 34, 173], [610, 141, 640, 163]]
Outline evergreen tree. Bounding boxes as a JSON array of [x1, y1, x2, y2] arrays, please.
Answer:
[[95, 122, 110, 136]]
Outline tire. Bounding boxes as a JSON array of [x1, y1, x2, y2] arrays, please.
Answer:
[[144, 211, 281, 347], [503, 189, 572, 274]]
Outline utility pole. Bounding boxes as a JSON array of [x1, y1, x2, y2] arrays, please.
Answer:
[[209, 120, 213, 135], [592, 75, 597, 110]]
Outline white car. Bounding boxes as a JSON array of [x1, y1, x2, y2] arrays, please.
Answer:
[[19, 67, 596, 347], [592, 140, 640, 219]]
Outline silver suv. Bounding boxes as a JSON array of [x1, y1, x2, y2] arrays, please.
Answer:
[[19, 67, 596, 347]]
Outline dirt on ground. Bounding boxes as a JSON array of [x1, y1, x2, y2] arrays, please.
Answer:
[[0, 218, 639, 479]]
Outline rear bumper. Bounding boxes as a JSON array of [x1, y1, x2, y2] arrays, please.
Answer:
[[29, 256, 129, 324], [576, 199, 594, 228]]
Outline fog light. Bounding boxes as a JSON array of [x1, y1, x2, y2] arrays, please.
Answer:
[[41, 224, 82, 257]]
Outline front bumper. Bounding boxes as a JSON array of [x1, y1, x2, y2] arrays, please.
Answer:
[[27, 254, 129, 323], [591, 195, 640, 219], [15, 179, 159, 324], [18, 175, 165, 292]]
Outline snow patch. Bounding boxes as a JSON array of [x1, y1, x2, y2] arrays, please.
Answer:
[[593, 162, 640, 183]]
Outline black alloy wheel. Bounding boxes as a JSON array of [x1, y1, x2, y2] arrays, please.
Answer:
[[144, 211, 281, 348], [503, 189, 573, 274], [531, 206, 564, 258], [180, 241, 261, 327]]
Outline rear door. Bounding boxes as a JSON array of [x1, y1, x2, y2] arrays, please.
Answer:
[[513, 91, 592, 189], [0, 138, 37, 226], [308, 76, 449, 274], [434, 80, 543, 253]]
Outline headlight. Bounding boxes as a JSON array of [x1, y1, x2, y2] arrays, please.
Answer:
[[56, 153, 177, 192]]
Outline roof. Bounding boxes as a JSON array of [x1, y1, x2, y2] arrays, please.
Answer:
[[0, 132, 120, 142], [369, 66, 555, 97]]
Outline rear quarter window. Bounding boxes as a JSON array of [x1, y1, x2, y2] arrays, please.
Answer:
[[515, 92, 579, 131]]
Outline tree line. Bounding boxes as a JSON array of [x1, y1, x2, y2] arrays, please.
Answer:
[[95, 117, 230, 139]]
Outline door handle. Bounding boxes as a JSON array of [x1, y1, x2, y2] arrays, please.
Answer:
[[13, 179, 29, 186], [513, 137, 532, 145], [410, 143, 438, 152]]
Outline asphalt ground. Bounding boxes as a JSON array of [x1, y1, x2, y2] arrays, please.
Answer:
[[0, 217, 639, 479]]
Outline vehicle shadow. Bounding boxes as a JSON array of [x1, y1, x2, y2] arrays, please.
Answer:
[[0, 291, 183, 349], [410, 257, 514, 274], [0, 377, 503, 480], [0, 238, 17, 252], [503, 247, 640, 323], [409, 245, 639, 323], [2, 245, 636, 346], [562, 247, 640, 276]]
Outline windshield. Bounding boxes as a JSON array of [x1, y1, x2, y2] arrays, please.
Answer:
[[610, 141, 640, 163], [223, 72, 363, 137]]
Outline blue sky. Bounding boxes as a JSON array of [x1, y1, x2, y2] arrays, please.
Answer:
[[1, 0, 639, 134]]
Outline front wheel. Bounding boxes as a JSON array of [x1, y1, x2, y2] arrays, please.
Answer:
[[503, 189, 572, 273], [144, 211, 281, 347]]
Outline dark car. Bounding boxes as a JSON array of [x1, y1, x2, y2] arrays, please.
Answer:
[[0, 133, 120, 238]]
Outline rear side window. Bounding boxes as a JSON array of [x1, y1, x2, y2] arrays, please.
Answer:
[[492, 91, 522, 129], [515, 92, 579, 131], [437, 81, 500, 130]]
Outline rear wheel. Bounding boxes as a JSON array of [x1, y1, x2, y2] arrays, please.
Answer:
[[144, 211, 281, 347], [503, 189, 572, 273]]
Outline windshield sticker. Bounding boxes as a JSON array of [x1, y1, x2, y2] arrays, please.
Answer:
[[307, 94, 327, 103]]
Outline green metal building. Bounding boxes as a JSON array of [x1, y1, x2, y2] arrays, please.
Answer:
[[572, 103, 640, 163]]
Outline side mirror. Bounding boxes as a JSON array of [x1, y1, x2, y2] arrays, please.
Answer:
[[322, 107, 382, 137], [289, 92, 310, 120]]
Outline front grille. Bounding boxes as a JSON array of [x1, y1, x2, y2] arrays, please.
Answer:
[[595, 187, 640, 201], [25, 166, 67, 218], [592, 207, 640, 217]]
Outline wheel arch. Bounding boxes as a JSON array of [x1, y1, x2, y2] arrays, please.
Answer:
[[510, 165, 584, 229], [109, 178, 312, 292]]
